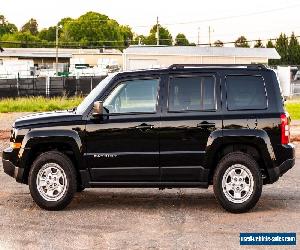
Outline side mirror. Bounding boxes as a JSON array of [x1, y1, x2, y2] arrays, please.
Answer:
[[92, 101, 103, 117]]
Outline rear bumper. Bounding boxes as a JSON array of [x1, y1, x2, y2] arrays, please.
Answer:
[[267, 144, 295, 184], [2, 147, 24, 183]]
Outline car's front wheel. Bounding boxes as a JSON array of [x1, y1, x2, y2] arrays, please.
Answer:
[[29, 151, 77, 210], [213, 152, 262, 213]]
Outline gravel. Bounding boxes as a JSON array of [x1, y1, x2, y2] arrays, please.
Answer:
[[0, 145, 299, 249]]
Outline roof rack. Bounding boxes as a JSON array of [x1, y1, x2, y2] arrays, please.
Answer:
[[168, 64, 267, 70]]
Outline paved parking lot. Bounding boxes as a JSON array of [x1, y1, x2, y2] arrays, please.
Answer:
[[0, 141, 299, 250]]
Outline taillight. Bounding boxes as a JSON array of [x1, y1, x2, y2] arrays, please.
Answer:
[[280, 113, 290, 145]]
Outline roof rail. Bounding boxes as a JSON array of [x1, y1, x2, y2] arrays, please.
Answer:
[[168, 64, 267, 70]]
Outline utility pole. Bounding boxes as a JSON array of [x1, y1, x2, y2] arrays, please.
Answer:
[[55, 25, 59, 76], [156, 16, 159, 46], [208, 26, 211, 47], [197, 27, 200, 45]]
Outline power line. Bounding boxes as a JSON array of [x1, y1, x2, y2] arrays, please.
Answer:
[[160, 3, 300, 26]]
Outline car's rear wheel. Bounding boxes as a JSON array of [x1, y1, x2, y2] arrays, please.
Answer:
[[29, 151, 77, 210], [213, 152, 262, 213]]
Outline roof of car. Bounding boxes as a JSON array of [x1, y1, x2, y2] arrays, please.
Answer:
[[120, 64, 270, 74]]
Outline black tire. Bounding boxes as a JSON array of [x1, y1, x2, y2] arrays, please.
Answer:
[[29, 151, 77, 211], [213, 152, 262, 213]]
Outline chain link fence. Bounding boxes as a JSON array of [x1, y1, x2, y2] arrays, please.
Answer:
[[0, 76, 106, 98]]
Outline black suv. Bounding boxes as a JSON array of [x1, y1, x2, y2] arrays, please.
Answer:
[[2, 64, 295, 212]]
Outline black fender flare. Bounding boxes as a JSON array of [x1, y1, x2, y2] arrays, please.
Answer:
[[19, 129, 84, 171], [205, 129, 276, 171]]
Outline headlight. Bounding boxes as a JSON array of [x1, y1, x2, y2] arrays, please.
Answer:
[[11, 127, 17, 139]]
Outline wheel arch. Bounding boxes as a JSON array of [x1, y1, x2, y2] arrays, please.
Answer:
[[20, 129, 84, 185], [206, 129, 276, 184]]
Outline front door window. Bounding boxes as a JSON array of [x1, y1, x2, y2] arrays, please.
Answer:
[[103, 79, 159, 114]]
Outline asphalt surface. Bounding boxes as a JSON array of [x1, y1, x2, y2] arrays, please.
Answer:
[[0, 144, 299, 250]]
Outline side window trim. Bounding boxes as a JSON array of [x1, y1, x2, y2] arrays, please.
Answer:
[[102, 76, 160, 116], [167, 74, 217, 113], [225, 74, 268, 111]]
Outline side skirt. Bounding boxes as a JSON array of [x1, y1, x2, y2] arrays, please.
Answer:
[[88, 182, 209, 188], [79, 170, 209, 188]]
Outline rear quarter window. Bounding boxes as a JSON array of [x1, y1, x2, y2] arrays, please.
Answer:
[[226, 75, 268, 111]]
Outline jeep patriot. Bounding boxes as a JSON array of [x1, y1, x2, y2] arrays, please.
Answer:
[[2, 64, 295, 212]]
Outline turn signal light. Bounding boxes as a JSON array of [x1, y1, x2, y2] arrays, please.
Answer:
[[10, 142, 22, 149]]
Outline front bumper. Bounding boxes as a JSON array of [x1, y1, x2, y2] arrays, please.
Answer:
[[2, 147, 24, 183], [267, 144, 295, 184]]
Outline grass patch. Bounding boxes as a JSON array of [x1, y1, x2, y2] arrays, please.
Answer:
[[0, 97, 83, 113], [285, 101, 300, 120]]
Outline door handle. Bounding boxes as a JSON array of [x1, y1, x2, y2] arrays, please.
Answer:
[[197, 122, 215, 128], [135, 123, 154, 130]]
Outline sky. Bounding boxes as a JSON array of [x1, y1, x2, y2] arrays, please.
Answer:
[[1, 0, 300, 45]]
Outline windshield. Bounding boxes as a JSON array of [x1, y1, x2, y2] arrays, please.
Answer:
[[76, 73, 117, 114]]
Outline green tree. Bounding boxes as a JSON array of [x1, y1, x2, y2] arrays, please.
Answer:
[[254, 39, 264, 48], [234, 36, 250, 48], [21, 18, 39, 35], [119, 25, 133, 46], [275, 33, 289, 65], [175, 33, 189, 46], [0, 15, 17, 37], [1, 32, 42, 48], [132, 35, 147, 45], [145, 24, 172, 45], [266, 40, 275, 48], [58, 17, 74, 29], [60, 12, 126, 48], [38, 26, 57, 41], [214, 40, 224, 47], [288, 32, 300, 65]]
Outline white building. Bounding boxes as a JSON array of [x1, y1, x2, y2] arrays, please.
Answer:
[[123, 46, 281, 70]]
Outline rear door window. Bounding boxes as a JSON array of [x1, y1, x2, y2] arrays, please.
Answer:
[[168, 75, 216, 112], [226, 75, 267, 110]]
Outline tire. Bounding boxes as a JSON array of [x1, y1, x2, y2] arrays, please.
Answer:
[[29, 151, 77, 211], [213, 152, 262, 213]]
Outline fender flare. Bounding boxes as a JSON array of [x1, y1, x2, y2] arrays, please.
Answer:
[[19, 129, 84, 171], [205, 129, 276, 170]]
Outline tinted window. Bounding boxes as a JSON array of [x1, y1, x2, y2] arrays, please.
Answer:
[[168, 76, 216, 112], [103, 78, 158, 114], [226, 75, 267, 110]]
